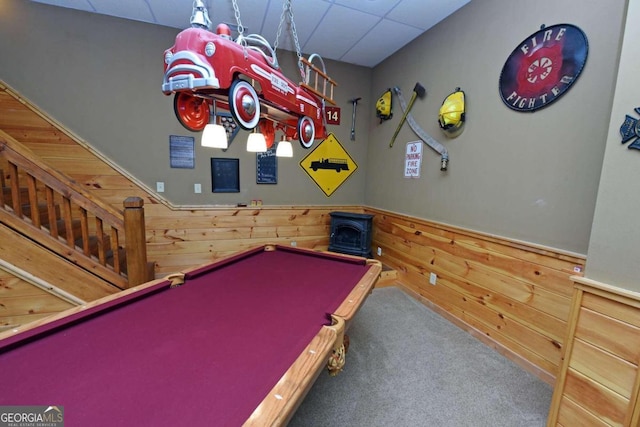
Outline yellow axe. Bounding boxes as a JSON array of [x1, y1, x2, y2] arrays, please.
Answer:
[[389, 82, 426, 147]]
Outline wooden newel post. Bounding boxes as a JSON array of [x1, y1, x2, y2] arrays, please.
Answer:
[[123, 197, 148, 287]]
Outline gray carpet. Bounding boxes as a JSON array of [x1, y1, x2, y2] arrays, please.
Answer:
[[288, 286, 552, 427]]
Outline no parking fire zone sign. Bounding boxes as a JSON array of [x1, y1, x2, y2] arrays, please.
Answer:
[[404, 141, 422, 178], [300, 133, 358, 197]]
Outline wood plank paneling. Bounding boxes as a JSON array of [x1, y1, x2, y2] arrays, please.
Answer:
[[548, 279, 640, 427], [557, 396, 611, 427], [366, 207, 585, 382], [575, 307, 640, 365], [0, 224, 119, 301], [563, 368, 628, 426], [570, 338, 636, 398], [0, 269, 75, 332], [582, 291, 640, 326]]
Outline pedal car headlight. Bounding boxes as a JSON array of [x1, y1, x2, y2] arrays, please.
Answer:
[[164, 50, 173, 65], [205, 42, 215, 57]]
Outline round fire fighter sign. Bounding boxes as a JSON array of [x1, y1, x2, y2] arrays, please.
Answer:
[[499, 23, 588, 112]]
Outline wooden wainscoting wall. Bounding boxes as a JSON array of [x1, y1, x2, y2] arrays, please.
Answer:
[[364, 207, 586, 384], [0, 223, 118, 302], [0, 265, 77, 333], [144, 205, 363, 276], [547, 278, 640, 426]]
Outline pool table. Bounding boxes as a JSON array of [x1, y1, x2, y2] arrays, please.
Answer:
[[0, 244, 381, 426]]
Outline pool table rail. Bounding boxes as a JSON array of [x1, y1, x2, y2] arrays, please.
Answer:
[[245, 255, 382, 426], [334, 258, 382, 323], [244, 323, 338, 426]]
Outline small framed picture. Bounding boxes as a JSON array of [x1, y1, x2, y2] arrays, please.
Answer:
[[169, 135, 195, 169], [211, 158, 240, 193], [256, 146, 277, 184]]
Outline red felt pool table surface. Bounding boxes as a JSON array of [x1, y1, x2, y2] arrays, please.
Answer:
[[0, 244, 381, 426]]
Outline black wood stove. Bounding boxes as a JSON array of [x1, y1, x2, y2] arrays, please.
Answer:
[[328, 212, 374, 258]]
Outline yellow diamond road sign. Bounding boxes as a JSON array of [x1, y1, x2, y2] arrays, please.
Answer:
[[300, 133, 358, 197]]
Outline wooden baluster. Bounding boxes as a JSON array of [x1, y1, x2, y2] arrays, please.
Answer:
[[123, 197, 148, 287], [95, 217, 106, 265], [61, 197, 74, 247], [45, 186, 58, 238], [80, 207, 90, 256], [110, 227, 120, 274], [0, 166, 6, 208], [8, 162, 21, 217], [26, 174, 40, 228]]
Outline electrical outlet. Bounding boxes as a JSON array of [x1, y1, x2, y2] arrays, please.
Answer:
[[377, 247, 382, 256], [429, 272, 437, 285], [291, 241, 297, 247], [156, 182, 165, 193], [194, 183, 202, 193]]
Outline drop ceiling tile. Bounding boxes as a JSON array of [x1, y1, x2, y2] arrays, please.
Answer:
[[147, 0, 195, 29], [302, 4, 380, 61], [387, 0, 470, 30], [31, 0, 94, 12], [341, 18, 423, 67], [89, 0, 156, 23], [333, 0, 398, 17]]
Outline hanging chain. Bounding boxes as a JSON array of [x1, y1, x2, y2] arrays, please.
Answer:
[[286, 1, 306, 80], [270, 0, 305, 79], [231, 0, 248, 58], [273, 1, 287, 52], [231, 0, 245, 39], [232, 0, 304, 76]]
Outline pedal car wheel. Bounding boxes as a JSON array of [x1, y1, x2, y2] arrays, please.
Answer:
[[173, 93, 209, 132], [297, 116, 315, 149], [229, 80, 260, 130]]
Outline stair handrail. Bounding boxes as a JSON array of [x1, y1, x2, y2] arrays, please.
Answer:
[[0, 131, 148, 288], [0, 131, 124, 227]]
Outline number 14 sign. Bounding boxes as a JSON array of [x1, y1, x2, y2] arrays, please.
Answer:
[[325, 106, 341, 125]]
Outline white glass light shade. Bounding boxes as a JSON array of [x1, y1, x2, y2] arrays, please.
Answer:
[[201, 123, 228, 148], [246, 132, 267, 152], [275, 139, 293, 157]]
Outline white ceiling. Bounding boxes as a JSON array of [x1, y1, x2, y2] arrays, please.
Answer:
[[31, 0, 470, 68]]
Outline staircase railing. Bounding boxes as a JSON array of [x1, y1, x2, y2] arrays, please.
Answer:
[[0, 131, 148, 289]]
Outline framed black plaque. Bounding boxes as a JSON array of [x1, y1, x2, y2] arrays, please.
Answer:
[[256, 146, 277, 184], [169, 135, 195, 169], [211, 158, 240, 193]]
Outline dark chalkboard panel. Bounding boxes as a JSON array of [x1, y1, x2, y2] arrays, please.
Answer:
[[211, 158, 240, 193], [256, 146, 277, 184]]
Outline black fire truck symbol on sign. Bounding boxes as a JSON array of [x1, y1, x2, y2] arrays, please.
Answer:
[[309, 158, 349, 172], [620, 107, 640, 150]]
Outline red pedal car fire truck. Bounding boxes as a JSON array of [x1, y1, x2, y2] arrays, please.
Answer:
[[162, 1, 336, 148]]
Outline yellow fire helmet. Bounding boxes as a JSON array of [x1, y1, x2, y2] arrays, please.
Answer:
[[376, 88, 393, 123], [438, 88, 466, 138]]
